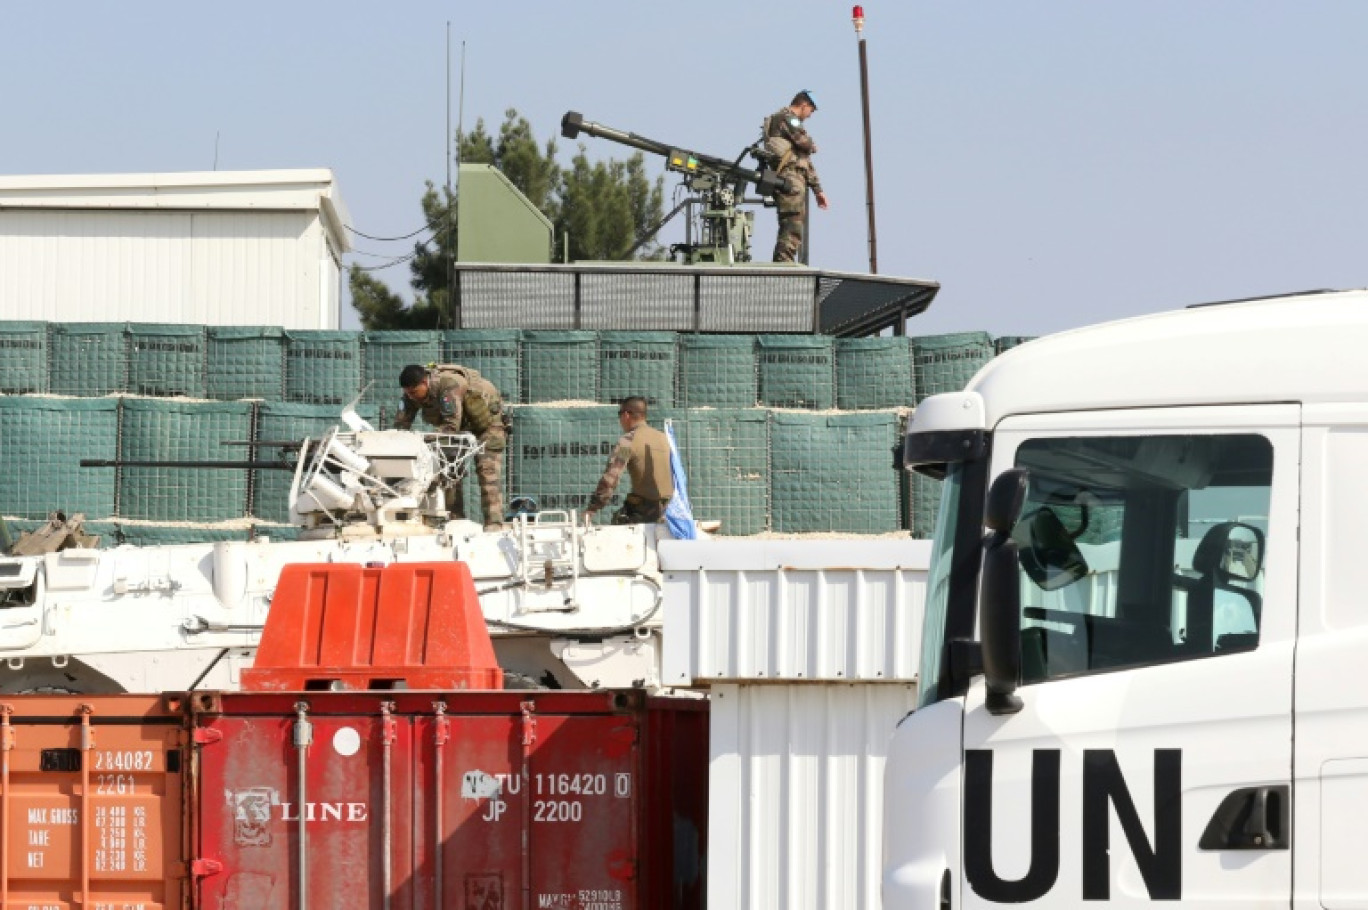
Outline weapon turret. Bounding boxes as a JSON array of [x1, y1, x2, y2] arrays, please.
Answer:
[[561, 111, 783, 264]]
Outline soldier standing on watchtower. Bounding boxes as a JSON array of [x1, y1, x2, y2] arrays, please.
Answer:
[[395, 363, 507, 531], [765, 90, 830, 263]]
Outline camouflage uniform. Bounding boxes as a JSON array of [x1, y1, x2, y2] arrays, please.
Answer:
[[394, 365, 507, 529], [587, 423, 675, 525], [765, 106, 823, 263]]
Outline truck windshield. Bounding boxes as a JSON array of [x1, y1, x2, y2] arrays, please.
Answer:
[[917, 463, 964, 708]]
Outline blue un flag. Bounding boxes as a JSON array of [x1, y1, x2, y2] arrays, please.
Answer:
[[663, 420, 697, 540]]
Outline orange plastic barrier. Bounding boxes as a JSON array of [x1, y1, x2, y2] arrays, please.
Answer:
[[241, 562, 502, 691]]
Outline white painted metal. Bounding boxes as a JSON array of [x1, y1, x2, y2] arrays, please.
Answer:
[[0, 169, 348, 329], [707, 683, 917, 910], [660, 538, 930, 685]]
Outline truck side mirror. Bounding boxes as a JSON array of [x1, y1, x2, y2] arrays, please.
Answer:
[[981, 470, 1027, 715]]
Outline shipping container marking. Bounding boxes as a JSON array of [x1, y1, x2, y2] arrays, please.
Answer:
[[537, 891, 624, 909], [226, 786, 367, 846]]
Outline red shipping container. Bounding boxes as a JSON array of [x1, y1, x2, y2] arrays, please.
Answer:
[[188, 690, 707, 910]]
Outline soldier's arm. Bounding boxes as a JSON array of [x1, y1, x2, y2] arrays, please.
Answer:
[[437, 378, 465, 434], [587, 439, 632, 511]]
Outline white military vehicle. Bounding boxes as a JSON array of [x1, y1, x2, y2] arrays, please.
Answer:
[[0, 404, 667, 694], [885, 289, 1368, 907]]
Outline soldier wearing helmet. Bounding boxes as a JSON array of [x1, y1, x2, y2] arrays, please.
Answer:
[[763, 90, 830, 263]]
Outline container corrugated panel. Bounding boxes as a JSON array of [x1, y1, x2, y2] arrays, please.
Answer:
[[672, 409, 769, 536], [441, 329, 522, 404], [0, 397, 119, 520], [252, 401, 380, 524], [756, 335, 834, 410], [127, 323, 207, 398], [0, 321, 49, 394], [705, 683, 917, 910], [0, 694, 188, 910], [191, 690, 708, 910], [598, 331, 676, 408], [770, 411, 901, 534], [676, 335, 757, 409], [361, 331, 441, 410], [521, 330, 599, 403], [835, 336, 914, 410], [580, 272, 696, 330], [206, 325, 285, 401], [283, 330, 361, 406], [118, 399, 253, 522], [506, 405, 617, 521], [910, 331, 993, 403], [660, 538, 929, 684], [49, 322, 128, 397]]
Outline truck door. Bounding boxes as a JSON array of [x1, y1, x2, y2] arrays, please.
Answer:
[[961, 405, 1297, 908]]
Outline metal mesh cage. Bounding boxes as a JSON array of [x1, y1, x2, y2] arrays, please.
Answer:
[[0, 321, 49, 395], [907, 470, 944, 540], [506, 405, 620, 523], [441, 330, 522, 404], [757, 335, 835, 410], [769, 411, 901, 534], [598, 332, 677, 408], [49, 322, 128, 397], [677, 335, 757, 409], [0, 397, 118, 520], [672, 408, 770, 536], [206, 326, 285, 401], [910, 331, 994, 403], [251, 401, 379, 524], [284, 330, 362, 406], [835, 337, 914, 410], [117, 398, 253, 522], [127, 323, 207, 398], [362, 331, 441, 410], [521, 331, 599, 403], [994, 335, 1037, 355]]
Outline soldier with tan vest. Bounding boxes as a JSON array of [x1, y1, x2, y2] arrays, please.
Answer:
[[395, 363, 507, 531], [584, 396, 674, 526]]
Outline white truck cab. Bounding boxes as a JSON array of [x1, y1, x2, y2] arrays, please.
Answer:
[[885, 289, 1368, 908]]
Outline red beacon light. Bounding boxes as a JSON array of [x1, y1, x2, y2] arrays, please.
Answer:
[[852, 5, 865, 36]]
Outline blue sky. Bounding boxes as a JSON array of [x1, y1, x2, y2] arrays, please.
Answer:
[[6, 2, 1366, 336]]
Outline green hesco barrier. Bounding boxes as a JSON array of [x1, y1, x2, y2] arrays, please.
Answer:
[[599, 332, 676, 408], [0, 322, 49, 395], [127, 324, 207, 398], [118, 399, 253, 522], [907, 471, 945, 539], [994, 335, 1037, 355], [49, 323, 128, 397], [0, 397, 118, 520], [284, 331, 361, 406], [113, 524, 252, 547], [206, 326, 285, 400], [910, 332, 994, 403], [521, 331, 599, 403], [672, 408, 769, 536], [770, 411, 900, 534], [757, 335, 834, 410], [251, 401, 381, 523], [677, 335, 757, 409], [836, 337, 914, 410], [506, 405, 618, 524], [442, 329, 522, 404], [362, 331, 441, 410]]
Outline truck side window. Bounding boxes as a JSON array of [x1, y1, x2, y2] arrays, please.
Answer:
[[1013, 434, 1272, 684]]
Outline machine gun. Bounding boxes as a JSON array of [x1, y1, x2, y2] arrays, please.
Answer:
[[561, 111, 784, 265]]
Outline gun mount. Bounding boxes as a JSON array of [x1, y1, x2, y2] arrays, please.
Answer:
[[561, 111, 783, 265]]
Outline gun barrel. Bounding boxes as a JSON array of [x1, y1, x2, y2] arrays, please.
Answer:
[[561, 111, 671, 158], [79, 459, 295, 470]]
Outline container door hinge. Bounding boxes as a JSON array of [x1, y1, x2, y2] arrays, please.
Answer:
[[191, 858, 224, 878], [193, 728, 223, 745]]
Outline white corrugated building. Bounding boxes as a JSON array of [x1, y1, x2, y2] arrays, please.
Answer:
[[0, 169, 350, 329]]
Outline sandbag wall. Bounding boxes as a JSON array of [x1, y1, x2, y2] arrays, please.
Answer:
[[0, 321, 1036, 542]]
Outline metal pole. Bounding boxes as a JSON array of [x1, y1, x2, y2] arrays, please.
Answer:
[[854, 6, 879, 274]]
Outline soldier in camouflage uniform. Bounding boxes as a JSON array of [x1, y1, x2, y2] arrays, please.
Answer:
[[584, 397, 674, 526], [764, 90, 830, 263], [395, 363, 507, 531]]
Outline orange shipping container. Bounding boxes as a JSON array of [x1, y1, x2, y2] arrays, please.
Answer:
[[0, 695, 187, 910]]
